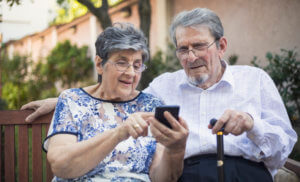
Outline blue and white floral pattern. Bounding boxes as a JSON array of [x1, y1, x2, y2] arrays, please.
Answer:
[[43, 88, 163, 182]]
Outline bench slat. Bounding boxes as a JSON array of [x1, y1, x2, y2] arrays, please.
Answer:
[[19, 125, 29, 182], [284, 158, 300, 177], [45, 124, 53, 182], [5, 125, 15, 182], [0, 126, 2, 182], [32, 124, 43, 182], [0, 110, 54, 182]]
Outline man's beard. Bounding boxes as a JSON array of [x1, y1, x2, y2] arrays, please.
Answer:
[[188, 74, 209, 86], [186, 58, 209, 86]]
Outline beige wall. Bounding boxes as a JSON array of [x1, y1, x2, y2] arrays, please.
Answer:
[[57, 17, 91, 48], [171, 0, 300, 65], [29, 28, 54, 61]]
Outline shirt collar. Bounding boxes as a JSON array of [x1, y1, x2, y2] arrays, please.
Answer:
[[217, 60, 235, 90], [179, 60, 235, 90]]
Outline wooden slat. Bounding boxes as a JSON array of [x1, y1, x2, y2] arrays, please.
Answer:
[[18, 125, 29, 182], [0, 110, 54, 182], [0, 126, 2, 182], [0, 110, 54, 125], [32, 124, 42, 182], [46, 159, 53, 182], [4, 125, 15, 182], [45, 124, 53, 182], [284, 158, 300, 177]]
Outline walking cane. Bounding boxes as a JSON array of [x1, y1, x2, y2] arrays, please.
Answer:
[[210, 118, 225, 182]]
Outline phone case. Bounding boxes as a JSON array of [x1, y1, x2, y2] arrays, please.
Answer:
[[155, 105, 180, 128]]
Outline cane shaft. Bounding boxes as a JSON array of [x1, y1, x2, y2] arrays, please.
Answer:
[[217, 131, 224, 182]]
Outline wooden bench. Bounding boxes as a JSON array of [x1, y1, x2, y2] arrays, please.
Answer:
[[0, 110, 299, 182], [0, 110, 54, 182]]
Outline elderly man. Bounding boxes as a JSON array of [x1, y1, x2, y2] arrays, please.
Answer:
[[22, 8, 296, 181]]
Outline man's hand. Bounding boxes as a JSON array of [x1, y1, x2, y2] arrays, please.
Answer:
[[208, 109, 254, 136], [21, 98, 58, 122], [149, 111, 189, 153]]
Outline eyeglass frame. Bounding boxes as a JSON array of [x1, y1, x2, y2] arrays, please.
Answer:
[[107, 60, 147, 73], [175, 39, 219, 59]]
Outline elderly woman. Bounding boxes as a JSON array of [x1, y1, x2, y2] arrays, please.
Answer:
[[43, 23, 188, 182]]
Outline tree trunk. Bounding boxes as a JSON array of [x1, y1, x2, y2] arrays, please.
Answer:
[[77, 0, 152, 41], [138, 0, 151, 45], [77, 0, 112, 29]]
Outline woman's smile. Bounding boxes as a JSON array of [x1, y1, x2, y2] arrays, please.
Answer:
[[119, 79, 133, 86]]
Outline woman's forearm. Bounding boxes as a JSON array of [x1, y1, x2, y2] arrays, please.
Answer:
[[47, 127, 125, 179]]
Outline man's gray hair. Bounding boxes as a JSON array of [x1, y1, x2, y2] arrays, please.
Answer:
[[95, 23, 149, 65], [170, 8, 224, 46]]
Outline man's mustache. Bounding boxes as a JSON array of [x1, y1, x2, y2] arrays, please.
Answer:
[[187, 59, 207, 68]]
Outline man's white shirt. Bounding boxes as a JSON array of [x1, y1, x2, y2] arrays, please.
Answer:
[[143, 61, 297, 177]]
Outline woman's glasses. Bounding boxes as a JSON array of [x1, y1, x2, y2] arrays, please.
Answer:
[[108, 61, 147, 73]]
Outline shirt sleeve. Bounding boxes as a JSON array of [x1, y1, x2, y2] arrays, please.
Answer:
[[246, 70, 297, 174], [43, 90, 78, 152], [143, 73, 168, 102], [143, 84, 162, 101]]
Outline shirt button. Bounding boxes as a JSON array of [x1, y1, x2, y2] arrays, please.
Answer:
[[248, 133, 254, 140], [256, 153, 261, 158]]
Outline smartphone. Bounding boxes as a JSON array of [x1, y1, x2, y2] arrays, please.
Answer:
[[155, 105, 180, 129]]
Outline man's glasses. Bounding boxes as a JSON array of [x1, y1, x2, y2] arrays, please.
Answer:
[[108, 61, 147, 73], [176, 39, 218, 59]]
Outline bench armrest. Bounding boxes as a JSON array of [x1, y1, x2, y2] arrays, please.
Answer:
[[285, 158, 300, 177]]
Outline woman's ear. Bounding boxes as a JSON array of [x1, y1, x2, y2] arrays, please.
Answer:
[[95, 56, 103, 75], [218, 37, 227, 59]]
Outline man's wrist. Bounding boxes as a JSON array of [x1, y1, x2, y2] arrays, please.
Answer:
[[245, 112, 254, 131], [164, 146, 186, 157]]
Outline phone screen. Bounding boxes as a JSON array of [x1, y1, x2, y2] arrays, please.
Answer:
[[155, 105, 180, 128]]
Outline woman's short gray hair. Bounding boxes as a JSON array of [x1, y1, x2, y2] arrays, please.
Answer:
[[95, 23, 149, 65], [170, 8, 224, 46]]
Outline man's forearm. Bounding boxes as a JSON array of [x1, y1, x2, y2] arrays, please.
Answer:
[[151, 148, 185, 182]]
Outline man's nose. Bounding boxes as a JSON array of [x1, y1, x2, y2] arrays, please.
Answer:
[[186, 50, 198, 62]]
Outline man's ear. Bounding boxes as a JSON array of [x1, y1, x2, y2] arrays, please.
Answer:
[[218, 37, 227, 59], [95, 55, 103, 75]]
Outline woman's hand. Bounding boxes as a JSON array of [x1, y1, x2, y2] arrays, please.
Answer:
[[117, 112, 153, 141]]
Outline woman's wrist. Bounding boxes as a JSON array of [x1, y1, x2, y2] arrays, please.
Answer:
[[115, 126, 129, 142]]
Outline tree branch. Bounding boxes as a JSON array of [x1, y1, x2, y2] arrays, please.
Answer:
[[77, 0, 112, 29]]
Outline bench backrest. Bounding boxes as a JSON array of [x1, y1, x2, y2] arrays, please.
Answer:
[[1, 110, 299, 181], [0, 110, 54, 182]]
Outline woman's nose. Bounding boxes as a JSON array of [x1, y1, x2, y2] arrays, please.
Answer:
[[124, 65, 136, 76]]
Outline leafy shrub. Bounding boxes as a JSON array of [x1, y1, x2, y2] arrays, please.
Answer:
[[1, 40, 93, 109], [43, 40, 94, 88], [228, 54, 238, 65], [0, 98, 7, 110], [1, 54, 35, 109], [139, 43, 181, 90]]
